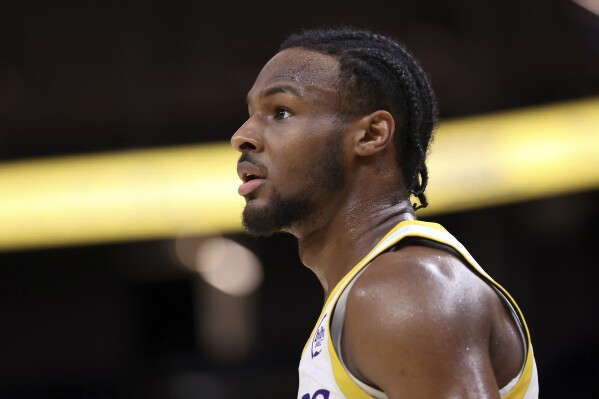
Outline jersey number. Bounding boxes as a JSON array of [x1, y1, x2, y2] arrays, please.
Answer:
[[301, 389, 330, 399]]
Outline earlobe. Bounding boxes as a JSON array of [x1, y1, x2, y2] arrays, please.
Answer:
[[354, 110, 395, 156]]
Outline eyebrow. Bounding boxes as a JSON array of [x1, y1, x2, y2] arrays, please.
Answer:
[[246, 83, 302, 105]]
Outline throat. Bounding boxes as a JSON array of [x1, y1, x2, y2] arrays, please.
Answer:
[[297, 201, 416, 295]]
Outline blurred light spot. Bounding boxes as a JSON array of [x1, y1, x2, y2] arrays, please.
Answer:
[[573, 0, 599, 15], [194, 237, 263, 296]]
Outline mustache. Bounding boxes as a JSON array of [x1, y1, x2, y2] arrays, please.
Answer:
[[238, 153, 267, 170]]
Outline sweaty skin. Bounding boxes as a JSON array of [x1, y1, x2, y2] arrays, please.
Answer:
[[342, 246, 524, 398], [232, 48, 524, 398]]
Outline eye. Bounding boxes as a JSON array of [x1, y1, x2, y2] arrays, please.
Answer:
[[274, 107, 292, 120]]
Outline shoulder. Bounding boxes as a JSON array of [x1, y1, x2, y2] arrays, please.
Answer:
[[341, 245, 501, 397], [347, 244, 497, 327]]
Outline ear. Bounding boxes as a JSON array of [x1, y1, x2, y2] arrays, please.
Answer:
[[353, 110, 395, 156]]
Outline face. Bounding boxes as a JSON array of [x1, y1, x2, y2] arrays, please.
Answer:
[[231, 48, 348, 236]]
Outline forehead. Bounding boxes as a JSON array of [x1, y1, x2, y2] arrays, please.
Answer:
[[248, 48, 340, 100]]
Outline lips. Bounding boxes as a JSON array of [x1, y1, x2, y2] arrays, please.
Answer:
[[237, 161, 266, 197]]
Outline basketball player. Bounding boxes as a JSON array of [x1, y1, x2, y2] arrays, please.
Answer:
[[231, 28, 539, 398]]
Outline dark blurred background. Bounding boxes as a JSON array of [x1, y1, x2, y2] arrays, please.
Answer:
[[1, 0, 598, 398]]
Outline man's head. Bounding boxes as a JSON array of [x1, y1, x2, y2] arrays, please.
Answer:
[[231, 28, 437, 236]]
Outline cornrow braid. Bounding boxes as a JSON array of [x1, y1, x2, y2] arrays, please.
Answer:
[[280, 27, 437, 210]]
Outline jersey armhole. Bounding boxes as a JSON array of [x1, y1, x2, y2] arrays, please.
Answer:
[[330, 264, 387, 398]]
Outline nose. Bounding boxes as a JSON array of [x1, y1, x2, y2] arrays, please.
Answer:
[[231, 116, 263, 153]]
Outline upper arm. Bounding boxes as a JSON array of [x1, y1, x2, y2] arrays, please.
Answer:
[[342, 247, 502, 399]]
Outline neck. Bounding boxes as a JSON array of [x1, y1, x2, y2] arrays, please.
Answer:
[[294, 197, 415, 299]]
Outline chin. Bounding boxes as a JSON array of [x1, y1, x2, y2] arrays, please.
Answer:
[[241, 203, 281, 237], [241, 188, 316, 237]]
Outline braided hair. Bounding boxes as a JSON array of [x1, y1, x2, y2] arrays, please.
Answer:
[[280, 28, 437, 210]]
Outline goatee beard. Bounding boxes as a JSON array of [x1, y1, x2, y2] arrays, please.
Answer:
[[242, 190, 315, 237]]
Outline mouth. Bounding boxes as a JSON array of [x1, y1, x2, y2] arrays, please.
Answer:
[[237, 161, 267, 197], [241, 172, 263, 183]]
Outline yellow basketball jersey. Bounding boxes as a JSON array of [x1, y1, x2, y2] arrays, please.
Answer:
[[297, 220, 538, 399]]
